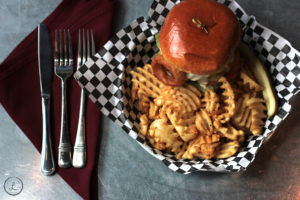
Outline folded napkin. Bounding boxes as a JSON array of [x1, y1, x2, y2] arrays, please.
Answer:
[[0, 0, 115, 199]]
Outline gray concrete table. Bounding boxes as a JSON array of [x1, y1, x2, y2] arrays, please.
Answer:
[[0, 0, 299, 200]]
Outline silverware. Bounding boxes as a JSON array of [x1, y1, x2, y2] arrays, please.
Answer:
[[37, 23, 56, 175], [54, 29, 74, 168], [72, 29, 95, 168]]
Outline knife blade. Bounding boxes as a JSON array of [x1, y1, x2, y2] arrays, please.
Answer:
[[38, 23, 56, 176], [38, 23, 53, 97]]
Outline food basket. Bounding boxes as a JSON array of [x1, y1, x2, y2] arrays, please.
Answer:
[[74, 0, 300, 173]]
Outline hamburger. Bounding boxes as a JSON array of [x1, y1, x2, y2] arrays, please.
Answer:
[[151, 0, 242, 87], [151, 0, 277, 116]]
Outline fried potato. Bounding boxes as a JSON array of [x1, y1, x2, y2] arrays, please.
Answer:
[[182, 134, 220, 159], [239, 43, 277, 117], [152, 83, 202, 142], [174, 85, 202, 108], [155, 85, 201, 114], [202, 89, 220, 114], [232, 93, 251, 128], [215, 141, 240, 159], [195, 109, 213, 135], [232, 93, 267, 135], [240, 71, 263, 92], [139, 114, 149, 136], [185, 83, 203, 99], [175, 142, 188, 159], [130, 65, 166, 99], [166, 109, 198, 142], [245, 97, 267, 136], [148, 118, 183, 154], [217, 76, 235, 123], [131, 61, 270, 160], [214, 122, 245, 142], [148, 102, 160, 119], [137, 92, 151, 114]]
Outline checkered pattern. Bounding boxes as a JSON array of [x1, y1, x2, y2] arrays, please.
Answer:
[[74, 0, 300, 174]]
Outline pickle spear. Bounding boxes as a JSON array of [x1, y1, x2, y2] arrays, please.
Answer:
[[239, 43, 277, 117]]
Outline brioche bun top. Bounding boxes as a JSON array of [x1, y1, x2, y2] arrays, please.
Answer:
[[159, 0, 242, 75]]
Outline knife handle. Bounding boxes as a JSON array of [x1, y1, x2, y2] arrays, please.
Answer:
[[58, 81, 72, 168], [40, 97, 56, 176]]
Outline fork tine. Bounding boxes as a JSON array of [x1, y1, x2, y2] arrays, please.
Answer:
[[68, 30, 73, 66], [91, 30, 95, 56], [54, 30, 59, 66], [59, 30, 63, 66], [87, 30, 90, 59], [82, 29, 86, 64], [77, 29, 82, 69], [64, 30, 68, 66]]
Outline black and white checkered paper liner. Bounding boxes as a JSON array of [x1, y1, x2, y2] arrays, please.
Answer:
[[74, 0, 300, 174]]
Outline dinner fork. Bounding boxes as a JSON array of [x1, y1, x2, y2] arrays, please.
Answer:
[[72, 29, 95, 168], [54, 29, 73, 168]]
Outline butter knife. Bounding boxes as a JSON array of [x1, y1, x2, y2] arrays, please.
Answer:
[[38, 23, 56, 176]]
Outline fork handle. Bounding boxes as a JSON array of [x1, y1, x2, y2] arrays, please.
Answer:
[[58, 80, 72, 168], [72, 89, 87, 168], [40, 97, 56, 175]]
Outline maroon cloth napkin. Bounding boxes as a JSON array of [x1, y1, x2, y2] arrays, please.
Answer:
[[0, 0, 115, 199]]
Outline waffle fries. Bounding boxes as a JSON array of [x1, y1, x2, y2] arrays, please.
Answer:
[[130, 63, 268, 160]]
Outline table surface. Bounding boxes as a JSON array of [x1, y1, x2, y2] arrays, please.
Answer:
[[0, 0, 299, 200]]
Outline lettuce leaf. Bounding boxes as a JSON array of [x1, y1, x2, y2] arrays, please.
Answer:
[[155, 33, 162, 55]]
